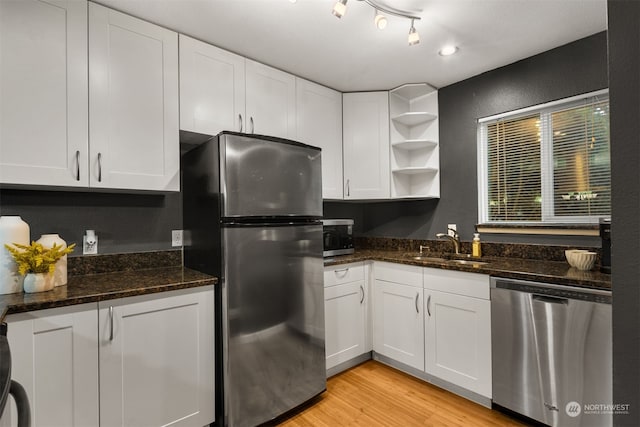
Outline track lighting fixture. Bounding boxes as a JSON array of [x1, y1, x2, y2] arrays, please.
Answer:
[[408, 20, 420, 46], [374, 10, 387, 30], [332, 0, 347, 18], [331, 0, 421, 45]]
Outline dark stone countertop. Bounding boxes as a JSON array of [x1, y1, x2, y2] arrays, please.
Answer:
[[0, 267, 217, 322], [324, 249, 611, 291]]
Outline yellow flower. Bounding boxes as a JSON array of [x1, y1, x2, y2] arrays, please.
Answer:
[[4, 241, 75, 275]]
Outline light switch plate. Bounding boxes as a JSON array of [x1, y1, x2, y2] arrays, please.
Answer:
[[447, 224, 457, 237], [172, 230, 183, 247]]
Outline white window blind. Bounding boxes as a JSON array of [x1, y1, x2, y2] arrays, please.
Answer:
[[478, 91, 610, 225]]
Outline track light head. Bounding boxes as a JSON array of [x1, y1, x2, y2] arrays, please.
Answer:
[[408, 20, 420, 46], [332, 0, 348, 18], [374, 10, 387, 30]]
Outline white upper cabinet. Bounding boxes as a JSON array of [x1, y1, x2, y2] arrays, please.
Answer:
[[89, 3, 179, 191], [179, 34, 245, 136], [343, 92, 390, 199], [296, 78, 343, 199], [0, 0, 88, 187], [245, 59, 296, 140]]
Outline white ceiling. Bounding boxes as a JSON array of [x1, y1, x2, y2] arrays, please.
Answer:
[[95, 0, 607, 92]]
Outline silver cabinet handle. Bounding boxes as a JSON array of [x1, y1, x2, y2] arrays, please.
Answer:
[[250, 116, 254, 134], [97, 152, 102, 182], [109, 306, 114, 341], [346, 179, 350, 197], [239, 114, 243, 132], [427, 295, 431, 317], [334, 268, 349, 277], [75, 150, 80, 181], [415, 293, 420, 313], [360, 285, 364, 304]]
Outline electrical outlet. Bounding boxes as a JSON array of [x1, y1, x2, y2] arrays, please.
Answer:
[[447, 224, 457, 237], [83, 231, 98, 255], [172, 230, 183, 247]]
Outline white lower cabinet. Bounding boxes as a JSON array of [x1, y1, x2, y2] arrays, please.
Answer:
[[1, 287, 215, 427], [372, 263, 424, 371], [423, 268, 492, 399], [99, 287, 215, 427], [324, 262, 369, 371], [1, 304, 99, 427]]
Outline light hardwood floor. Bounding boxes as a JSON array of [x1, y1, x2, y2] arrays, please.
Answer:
[[276, 361, 527, 426]]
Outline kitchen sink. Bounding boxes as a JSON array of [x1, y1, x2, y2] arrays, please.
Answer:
[[404, 253, 488, 266], [448, 259, 489, 266], [412, 256, 448, 262]]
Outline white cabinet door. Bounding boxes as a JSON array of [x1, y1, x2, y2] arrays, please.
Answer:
[[245, 59, 296, 139], [98, 287, 214, 427], [424, 289, 492, 398], [325, 281, 366, 370], [2, 304, 99, 427], [89, 3, 179, 191], [343, 92, 390, 199], [0, 0, 88, 187], [373, 280, 424, 370], [296, 79, 343, 199], [179, 34, 245, 136]]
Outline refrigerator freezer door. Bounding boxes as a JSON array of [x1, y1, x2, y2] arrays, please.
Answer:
[[222, 223, 325, 427], [220, 133, 322, 218]]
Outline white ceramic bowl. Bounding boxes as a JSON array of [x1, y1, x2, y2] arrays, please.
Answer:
[[573, 251, 597, 271], [565, 249, 588, 267]]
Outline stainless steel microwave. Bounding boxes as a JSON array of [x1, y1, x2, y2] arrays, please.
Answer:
[[322, 219, 354, 257]]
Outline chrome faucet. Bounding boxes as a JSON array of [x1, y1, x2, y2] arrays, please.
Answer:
[[436, 228, 460, 254], [419, 245, 429, 254]]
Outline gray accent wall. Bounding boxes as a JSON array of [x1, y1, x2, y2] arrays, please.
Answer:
[[0, 189, 182, 255], [608, 0, 640, 423], [326, 31, 608, 246]]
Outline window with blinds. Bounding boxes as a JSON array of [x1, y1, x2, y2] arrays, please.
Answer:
[[478, 91, 610, 225]]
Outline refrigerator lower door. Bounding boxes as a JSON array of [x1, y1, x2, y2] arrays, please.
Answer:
[[222, 223, 325, 427], [220, 133, 322, 218]]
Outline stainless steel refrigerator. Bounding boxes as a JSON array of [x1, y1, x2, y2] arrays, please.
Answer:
[[182, 132, 326, 427]]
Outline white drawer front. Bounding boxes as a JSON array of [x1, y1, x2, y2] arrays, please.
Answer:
[[423, 267, 490, 300], [374, 261, 422, 288], [324, 262, 365, 287]]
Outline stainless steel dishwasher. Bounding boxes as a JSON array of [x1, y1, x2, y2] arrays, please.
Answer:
[[491, 277, 612, 427]]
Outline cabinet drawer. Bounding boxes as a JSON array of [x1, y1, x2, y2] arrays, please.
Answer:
[[324, 262, 365, 287], [423, 267, 490, 300], [374, 261, 422, 288]]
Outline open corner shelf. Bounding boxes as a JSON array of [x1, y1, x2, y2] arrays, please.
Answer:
[[392, 167, 439, 175], [390, 83, 437, 101], [391, 139, 438, 150], [391, 112, 437, 126]]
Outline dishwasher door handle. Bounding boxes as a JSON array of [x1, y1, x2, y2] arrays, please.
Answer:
[[532, 294, 568, 305]]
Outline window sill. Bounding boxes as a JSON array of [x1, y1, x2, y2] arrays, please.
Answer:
[[476, 223, 599, 236]]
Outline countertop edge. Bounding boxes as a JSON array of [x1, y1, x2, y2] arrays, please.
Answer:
[[324, 251, 611, 290], [0, 267, 218, 322]]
